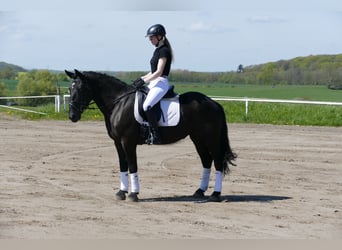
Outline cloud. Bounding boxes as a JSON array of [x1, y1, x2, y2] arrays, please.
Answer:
[[113, 0, 200, 10], [186, 21, 235, 33], [247, 16, 287, 24], [1, 0, 201, 11], [189, 22, 215, 32]]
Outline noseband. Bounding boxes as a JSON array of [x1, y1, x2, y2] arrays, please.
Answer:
[[69, 80, 94, 113], [69, 100, 94, 113]]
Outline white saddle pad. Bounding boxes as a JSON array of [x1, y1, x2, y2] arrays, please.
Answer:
[[134, 93, 180, 127]]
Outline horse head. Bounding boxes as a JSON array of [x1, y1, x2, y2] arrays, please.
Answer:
[[65, 69, 93, 122]]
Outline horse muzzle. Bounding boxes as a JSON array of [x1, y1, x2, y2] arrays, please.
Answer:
[[69, 105, 81, 122], [68, 102, 84, 122], [69, 113, 81, 122]]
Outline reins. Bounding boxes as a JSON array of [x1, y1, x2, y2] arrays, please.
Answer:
[[71, 88, 137, 112], [112, 89, 137, 105]]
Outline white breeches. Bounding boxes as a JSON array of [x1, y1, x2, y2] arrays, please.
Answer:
[[143, 77, 169, 111]]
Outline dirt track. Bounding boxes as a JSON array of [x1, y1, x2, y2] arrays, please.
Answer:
[[0, 117, 341, 238]]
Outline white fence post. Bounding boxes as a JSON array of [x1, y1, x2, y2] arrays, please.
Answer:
[[209, 96, 342, 118], [1, 95, 342, 115], [55, 95, 61, 112], [63, 94, 70, 111]]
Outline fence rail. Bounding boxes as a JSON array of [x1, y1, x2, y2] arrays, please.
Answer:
[[210, 96, 342, 115], [0, 95, 60, 113], [1, 95, 341, 115], [63, 94, 342, 115]]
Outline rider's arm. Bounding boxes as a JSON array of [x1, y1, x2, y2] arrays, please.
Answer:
[[142, 57, 166, 83]]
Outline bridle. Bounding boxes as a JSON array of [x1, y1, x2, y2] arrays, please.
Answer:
[[69, 88, 137, 113], [69, 100, 95, 113], [68, 80, 95, 113]]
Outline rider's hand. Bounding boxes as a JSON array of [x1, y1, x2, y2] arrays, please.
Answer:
[[132, 78, 145, 89]]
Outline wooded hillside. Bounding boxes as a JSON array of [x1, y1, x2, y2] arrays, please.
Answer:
[[1, 54, 342, 88], [116, 54, 342, 88], [232, 54, 342, 86], [0, 61, 26, 79]]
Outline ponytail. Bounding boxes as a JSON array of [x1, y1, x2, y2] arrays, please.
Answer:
[[164, 37, 174, 63]]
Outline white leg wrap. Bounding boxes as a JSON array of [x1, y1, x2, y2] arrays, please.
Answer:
[[199, 168, 211, 191], [130, 173, 140, 193], [214, 171, 223, 192], [120, 171, 129, 192]]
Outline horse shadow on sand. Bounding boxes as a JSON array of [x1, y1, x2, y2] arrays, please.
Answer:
[[139, 194, 291, 203]]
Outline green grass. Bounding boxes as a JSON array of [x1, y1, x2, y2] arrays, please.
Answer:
[[0, 103, 101, 121], [1, 101, 341, 127], [0, 79, 18, 95], [1, 83, 341, 126], [174, 83, 342, 102], [219, 101, 342, 126]]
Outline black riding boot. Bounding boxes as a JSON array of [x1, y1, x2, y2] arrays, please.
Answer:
[[145, 106, 162, 145]]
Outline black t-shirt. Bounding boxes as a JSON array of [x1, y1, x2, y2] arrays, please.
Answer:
[[150, 45, 171, 76]]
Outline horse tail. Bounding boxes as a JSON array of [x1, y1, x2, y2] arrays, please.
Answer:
[[219, 105, 237, 175]]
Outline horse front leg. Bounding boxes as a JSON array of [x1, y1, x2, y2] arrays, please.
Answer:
[[115, 140, 140, 202], [114, 141, 129, 200], [124, 142, 139, 202]]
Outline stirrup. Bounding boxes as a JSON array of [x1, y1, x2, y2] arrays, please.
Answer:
[[146, 131, 161, 145], [145, 133, 153, 145]]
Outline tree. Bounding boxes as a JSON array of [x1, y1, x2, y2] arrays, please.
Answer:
[[57, 73, 69, 82], [257, 63, 276, 85], [0, 67, 16, 79], [16, 70, 57, 106], [0, 82, 8, 104]]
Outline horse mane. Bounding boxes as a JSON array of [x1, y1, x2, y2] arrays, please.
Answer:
[[83, 71, 129, 88]]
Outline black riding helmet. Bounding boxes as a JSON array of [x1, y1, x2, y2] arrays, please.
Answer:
[[145, 24, 166, 37]]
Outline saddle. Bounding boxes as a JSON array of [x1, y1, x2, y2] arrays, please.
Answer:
[[134, 85, 180, 127]]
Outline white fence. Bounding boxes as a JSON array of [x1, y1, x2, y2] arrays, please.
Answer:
[[1, 95, 341, 115], [63, 94, 70, 111], [63, 95, 342, 115], [210, 96, 342, 115], [0, 95, 60, 114]]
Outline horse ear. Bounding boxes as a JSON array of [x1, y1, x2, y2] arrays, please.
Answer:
[[74, 69, 83, 78], [65, 70, 75, 79]]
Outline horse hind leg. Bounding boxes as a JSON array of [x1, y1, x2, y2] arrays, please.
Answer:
[[208, 170, 223, 202], [202, 140, 226, 202], [205, 157, 226, 202], [191, 138, 213, 199], [193, 167, 211, 198]]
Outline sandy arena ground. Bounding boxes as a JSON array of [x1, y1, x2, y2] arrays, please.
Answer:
[[0, 116, 341, 238]]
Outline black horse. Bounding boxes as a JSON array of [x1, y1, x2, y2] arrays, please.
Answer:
[[65, 69, 236, 202]]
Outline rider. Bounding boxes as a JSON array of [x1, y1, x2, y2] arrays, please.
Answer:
[[133, 24, 173, 145]]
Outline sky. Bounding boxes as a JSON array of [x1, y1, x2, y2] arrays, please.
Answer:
[[1, 0, 342, 72]]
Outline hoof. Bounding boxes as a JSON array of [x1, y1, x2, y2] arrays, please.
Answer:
[[207, 191, 222, 202], [128, 192, 139, 202], [115, 190, 127, 200], [193, 188, 205, 198]]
